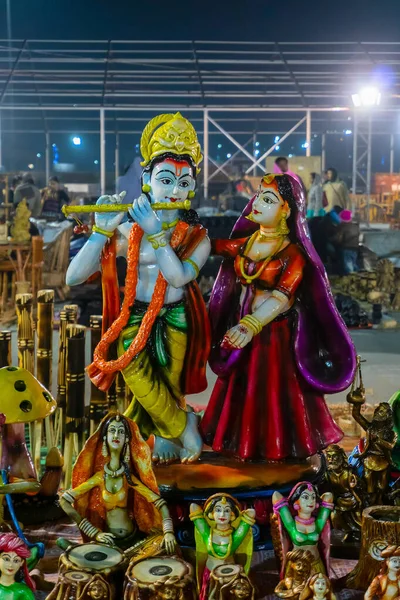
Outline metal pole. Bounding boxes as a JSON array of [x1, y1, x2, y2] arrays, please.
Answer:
[[252, 132, 257, 176], [390, 134, 394, 174], [203, 109, 209, 201], [306, 110, 311, 158], [208, 115, 255, 163], [321, 133, 326, 172], [100, 107, 106, 195], [45, 131, 50, 181], [366, 113, 372, 226], [0, 110, 2, 169], [115, 132, 119, 191], [352, 112, 358, 195]]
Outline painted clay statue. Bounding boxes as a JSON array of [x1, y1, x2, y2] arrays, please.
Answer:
[[272, 482, 333, 577], [60, 412, 176, 553], [364, 545, 400, 600], [299, 574, 336, 600], [324, 444, 362, 539], [67, 112, 211, 464], [200, 173, 356, 461], [275, 550, 314, 600], [189, 493, 254, 600], [0, 532, 35, 600], [347, 359, 396, 506], [209, 566, 255, 600]]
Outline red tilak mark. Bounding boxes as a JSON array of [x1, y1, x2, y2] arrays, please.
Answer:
[[164, 158, 192, 178]]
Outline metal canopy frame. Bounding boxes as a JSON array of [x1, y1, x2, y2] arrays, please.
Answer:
[[0, 39, 400, 195]]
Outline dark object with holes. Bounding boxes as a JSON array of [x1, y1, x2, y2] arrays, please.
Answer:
[[334, 293, 370, 328]]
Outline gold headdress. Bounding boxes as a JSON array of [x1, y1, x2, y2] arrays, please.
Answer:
[[140, 112, 203, 169]]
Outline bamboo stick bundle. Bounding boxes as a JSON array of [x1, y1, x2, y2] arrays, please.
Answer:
[[0, 330, 11, 367], [116, 371, 127, 414], [55, 304, 78, 449], [31, 236, 43, 299], [36, 289, 55, 449], [63, 323, 86, 488], [89, 315, 107, 435]]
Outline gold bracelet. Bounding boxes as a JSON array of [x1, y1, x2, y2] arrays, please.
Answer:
[[184, 258, 199, 278], [189, 508, 204, 521], [241, 511, 256, 526], [147, 230, 167, 250], [240, 314, 263, 335], [92, 225, 114, 238]]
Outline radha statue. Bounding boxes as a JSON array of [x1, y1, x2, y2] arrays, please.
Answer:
[[200, 173, 356, 461], [66, 113, 211, 464]]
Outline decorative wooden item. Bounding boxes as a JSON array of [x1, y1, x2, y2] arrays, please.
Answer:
[[11, 200, 31, 244], [209, 564, 255, 600], [0, 330, 11, 367], [37, 289, 55, 449], [347, 506, 400, 590], [89, 315, 107, 436], [124, 556, 196, 600]]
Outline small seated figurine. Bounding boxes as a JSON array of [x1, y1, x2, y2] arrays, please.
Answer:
[[324, 444, 362, 540], [275, 550, 314, 600], [0, 532, 35, 600], [299, 573, 336, 600], [272, 483, 333, 576], [364, 546, 400, 600], [189, 493, 255, 600], [227, 576, 254, 600], [78, 575, 111, 600], [59, 412, 176, 553]]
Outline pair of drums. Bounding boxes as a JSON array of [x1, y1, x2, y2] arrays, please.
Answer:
[[56, 543, 196, 600]]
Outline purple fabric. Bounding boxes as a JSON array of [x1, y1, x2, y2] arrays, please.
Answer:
[[208, 175, 356, 394]]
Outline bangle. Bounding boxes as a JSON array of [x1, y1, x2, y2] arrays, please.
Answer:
[[62, 490, 75, 504], [147, 230, 167, 250], [79, 518, 99, 538], [92, 225, 114, 238], [162, 517, 174, 534], [241, 511, 256, 526], [184, 258, 199, 278], [240, 314, 263, 335], [154, 498, 167, 511], [273, 498, 288, 513], [321, 501, 334, 510]]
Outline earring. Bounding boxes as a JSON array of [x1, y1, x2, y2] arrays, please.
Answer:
[[142, 183, 151, 193], [315, 502, 320, 509], [293, 502, 300, 511], [187, 190, 195, 199], [277, 213, 290, 236], [102, 437, 108, 458], [124, 444, 130, 464]]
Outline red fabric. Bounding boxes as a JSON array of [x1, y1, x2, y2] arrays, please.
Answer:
[[200, 312, 342, 461], [183, 280, 210, 394], [200, 567, 211, 600]]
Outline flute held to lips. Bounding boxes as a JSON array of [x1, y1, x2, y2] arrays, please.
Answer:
[[62, 199, 191, 217]]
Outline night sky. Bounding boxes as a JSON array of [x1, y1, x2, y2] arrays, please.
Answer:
[[0, 0, 400, 187]]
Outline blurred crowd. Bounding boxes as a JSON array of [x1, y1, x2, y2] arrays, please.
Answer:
[[7, 173, 70, 221]]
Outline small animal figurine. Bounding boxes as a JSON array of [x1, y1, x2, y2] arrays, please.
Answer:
[[0, 532, 36, 600], [364, 545, 400, 600], [275, 550, 314, 600]]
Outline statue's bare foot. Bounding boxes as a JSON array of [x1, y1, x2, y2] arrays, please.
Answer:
[[179, 411, 203, 463], [152, 436, 182, 465]]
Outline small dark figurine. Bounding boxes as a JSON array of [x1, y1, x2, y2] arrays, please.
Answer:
[[364, 545, 400, 600], [347, 357, 397, 506], [324, 444, 362, 540], [275, 550, 314, 600]]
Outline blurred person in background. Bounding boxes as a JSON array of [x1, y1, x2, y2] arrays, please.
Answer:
[[116, 157, 142, 206], [7, 174, 22, 205], [323, 167, 352, 212], [41, 176, 70, 220], [274, 156, 305, 191], [13, 173, 41, 217], [330, 209, 360, 275], [307, 172, 325, 218]]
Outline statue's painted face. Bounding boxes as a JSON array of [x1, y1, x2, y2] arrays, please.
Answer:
[[293, 559, 309, 578], [313, 575, 328, 595], [213, 501, 232, 526], [144, 159, 195, 205], [159, 587, 180, 600], [251, 184, 289, 228], [106, 419, 126, 453], [388, 556, 400, 573], [0, 551, 23, 578], [231, 579, 252, 599], [326, 450, 343, 471], [88, 580, 107, 599], [298, 489, 316, 515]]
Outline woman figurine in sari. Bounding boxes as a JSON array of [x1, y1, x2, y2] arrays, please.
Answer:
[[0, 532, 35, 600], [189, 493, 254, 600], [299, 574, 336, 600], [60, 413, 176, 553], [67, 113, 210, 464], [200, 173, 356, 461], [272, 482, 333, 577]]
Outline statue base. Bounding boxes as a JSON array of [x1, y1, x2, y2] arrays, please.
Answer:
[[155, 451, 325, 550]]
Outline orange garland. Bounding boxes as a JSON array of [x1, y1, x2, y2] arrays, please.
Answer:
[[90, 222, 186, 375]]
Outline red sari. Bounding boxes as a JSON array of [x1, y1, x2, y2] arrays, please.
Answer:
[[200, 238, 343, 461]]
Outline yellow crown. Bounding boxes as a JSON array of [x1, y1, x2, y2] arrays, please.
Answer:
[[140, 112, 203, 169]]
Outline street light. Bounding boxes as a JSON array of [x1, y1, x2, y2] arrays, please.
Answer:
[[352, 87, 381, 108]]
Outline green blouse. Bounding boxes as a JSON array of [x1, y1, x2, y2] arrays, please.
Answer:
[[192, 515, 252, 559], [0, 582, 35, 600], [276, 505, 330, 546]]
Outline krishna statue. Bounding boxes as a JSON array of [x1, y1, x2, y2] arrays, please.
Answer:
[[66, 113, 211, 464]]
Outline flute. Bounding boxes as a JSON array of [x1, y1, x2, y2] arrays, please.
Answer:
[[62, 199, 191, 217]]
